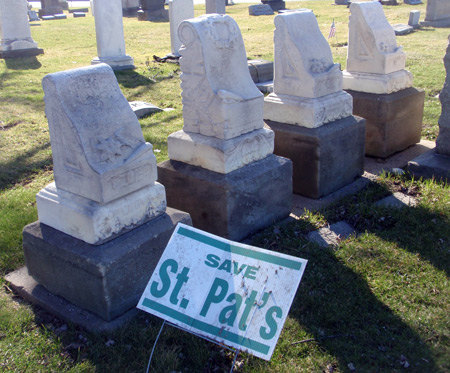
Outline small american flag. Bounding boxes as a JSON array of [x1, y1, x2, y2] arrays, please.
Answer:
[[328, 20, 336, 39]]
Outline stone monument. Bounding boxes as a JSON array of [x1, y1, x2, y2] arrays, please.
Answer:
[[206, 0, 226, 15], [0, 0, 44, 58], [38, 0, 63, 17], [138, 0, 169, 21], [261, 0, 285, 12], [6, 64, 191, 331], [122, 0, 140, 16], [408, 36, 450, 181], [343, 1, 424, 158], [158, 14, 292, 240], [91, 0, 134, 70], [264, 10, 365, 199], [421, 0, 450, 27], [169, 0, 194, 57]]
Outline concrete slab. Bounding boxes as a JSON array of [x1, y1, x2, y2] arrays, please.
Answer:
[[307, 221, 356, 247], [408, 149, 450, 181], [375, 192, 417, 208]]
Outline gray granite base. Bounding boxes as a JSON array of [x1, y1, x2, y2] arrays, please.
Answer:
[[157, 155, 292, 241], [19, 208, 192, 324], [421, 19, 450, 28], [407, 149, 450, 181], [0, 48, 44, 59], [346, 87, 425, 158], [5, 267, 138, 334], [265, 116, 366, 199]]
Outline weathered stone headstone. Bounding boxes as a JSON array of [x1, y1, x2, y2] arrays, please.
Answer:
[[158, 14, 292, 240], [264, 10, 364, 199], [343, 1, 424, 158], [91, 0, 134, 70], [393, 24, 414, 36], [138, 0, 169, 21], [404, 0, 422, 5], [249, 4, 274, 16], [206, 0, 225, 14], [0, 0, 44, 58], [38, 0, 63, 17], [262, 0, 285, 12], [422, 0, 450, 27], [408, 36, 450, 180], [28, 10, 40, 21], [408, 10, 421, 28], [380, 0, 398, 5], [169, 0, 194, 56], [7, 64, 192, 331]]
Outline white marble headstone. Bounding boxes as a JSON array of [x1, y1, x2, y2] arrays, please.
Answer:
[[167, 14, 274, 174], [91, 0, 134, 70], [343, 1, 413, 94], [169, 0, 194, 56], [264, 10, 352, 128], [206, 0, 225, 15], [37, 64, 166, 244], [0, 0, 40, 52]]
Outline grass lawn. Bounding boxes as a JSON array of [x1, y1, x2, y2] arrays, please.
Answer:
[[0, 1, 449, 371]]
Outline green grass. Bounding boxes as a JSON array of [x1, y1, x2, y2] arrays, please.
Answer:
[[0, 1, 449, 372]]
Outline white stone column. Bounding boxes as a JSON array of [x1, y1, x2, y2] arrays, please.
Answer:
[[0, 0, 43, 57], [91, 0, 134, 70], [169, 0, 194, 56]]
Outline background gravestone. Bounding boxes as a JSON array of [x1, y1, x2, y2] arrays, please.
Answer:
[[206, 0, 226, 14], [422, 0, 450, 27], [138, 0, 169, 21], [122, 0, 140, 16], [343, 1, 424, 158], [169, 0, 194, 56], [38, 0, 63, 17], [91, 0, 134, 70], [0, 0, 44, 58]]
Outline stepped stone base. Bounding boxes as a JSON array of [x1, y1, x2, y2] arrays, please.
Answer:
[[408, 149, 450, 181], [157, 155, 292, 241], [265, 116, 365, 199], [346, 87, 424, 158], [17, 208, 191, 324]]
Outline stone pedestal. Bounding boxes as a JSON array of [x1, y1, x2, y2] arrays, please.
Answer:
[[9, 208, 191, 328], [347, 87, 424, 158], [91, 0, 134, 70], [408, 150, 450, 181], [157, 155, 292, 241], [0, 0, 44, 59], [265, 116, 365, 199]]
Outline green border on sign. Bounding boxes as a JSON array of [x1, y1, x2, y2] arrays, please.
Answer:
[[178, 227, 303, 270], [142, 298, 270, 355]]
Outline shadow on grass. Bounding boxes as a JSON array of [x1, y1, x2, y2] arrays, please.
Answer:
[[0, 142, 52, 190], [4, 57, 42, 70], [114, 70, 155, 89], [287, 239, 437, 372]]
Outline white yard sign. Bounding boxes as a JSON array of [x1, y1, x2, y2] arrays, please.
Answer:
[[137, 223, 307, 360]]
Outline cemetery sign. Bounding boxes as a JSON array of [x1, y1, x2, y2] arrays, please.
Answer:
[[138, 224, 307, 360]]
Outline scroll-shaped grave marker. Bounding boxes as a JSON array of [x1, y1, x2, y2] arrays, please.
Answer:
[[8, 64, 192, 331], [37, 63, 166, 244], [343, 1, 424, 158], [158, 14, 292, 241], [0, 0, 43, 58], [264, 10, 364, 199]]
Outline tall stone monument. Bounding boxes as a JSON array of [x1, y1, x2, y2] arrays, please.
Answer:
[[421, 0, 450, 27], [138, 0, 169, 21], [0, 0, 44, 58], [408, 36, 450, 181], [343, 1, 424, 158], [91, 0, 135, 70], [169, 0, 194, 56], [39, 0, 63, 17], [206, 0, 225, 14], [5, 64, 191, 331], [264, 10, 365, 199], [158, 14, 292, 240]]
